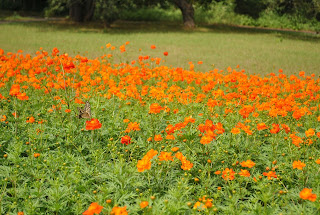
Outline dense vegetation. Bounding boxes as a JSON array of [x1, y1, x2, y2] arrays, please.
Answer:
[[0, 44, 320, 214]]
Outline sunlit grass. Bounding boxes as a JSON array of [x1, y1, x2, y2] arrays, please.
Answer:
[[0, 21, 319, 75]]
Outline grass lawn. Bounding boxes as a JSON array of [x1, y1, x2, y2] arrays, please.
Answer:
[[0, 20, 319, 76]]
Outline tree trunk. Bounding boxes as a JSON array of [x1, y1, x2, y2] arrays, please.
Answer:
[[69, 0, 95, 22], [69, 0, 83, 22], [84, 0, 95, 22], [174, 0, 195, 28]]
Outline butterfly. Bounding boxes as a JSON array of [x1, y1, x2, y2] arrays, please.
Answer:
[[78, 101, 91, 119]]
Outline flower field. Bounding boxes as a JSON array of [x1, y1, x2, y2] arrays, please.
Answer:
[[0, 43, 320, 214]]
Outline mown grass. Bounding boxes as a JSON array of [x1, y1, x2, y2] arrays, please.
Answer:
[[0, 21, 319, 76]]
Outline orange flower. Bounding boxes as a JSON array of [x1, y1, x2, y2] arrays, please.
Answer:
[[125, 122, 140, 133], [9, 84, 20, 96], [165, 134, 175, 140], [158, 151, 174, 161], [121, 135, 131, 145], [305, 128, 315, 137], [83, 202, 103, 215], [154, 134, 163, 141], [140, 201, 149, 209], [175, 152, 193, 170], [240, 160, 256, 168], [257, 123, 268, 131], [222, 168, 235, 181], [85, 118, 102, 130], [149, 103, 163, 114], [150, 45, 156, 49], [200, 135, 214, 145], [281, 124, 291, 133], [34, 153, 40, 158], [292, 160, 306, 170], [263, 171, 277, 180], [16, 92, 29, 100], [300, 188, 317, 202], [137, 158, 151, 172], [17, 212, 24, 215], [171, 147, 179, 152], [0, 115, 6, 122], [214, 170, 221, 175], [26, 116, 35, 123], [231, 127, 241, 134], [270, 124, 280, 134], [65, 109, 71, 113], [110, 206, 128, 215], [145, 149, 158, 159], [119, 45, 126, 53], [238, 169, 250, 177], [316, 159, 320, 165], [163, 51, 168, 56]]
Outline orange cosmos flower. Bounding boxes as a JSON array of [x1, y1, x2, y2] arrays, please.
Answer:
[[9, 84, 20, 96], [149, 103, 163, 114], [119, 45, 126, 53], [137, 158, 151, 172], [240, 160, 256, 168], [85, 118, 102, 130], [145, 149, 158, 159], [0, 115, 6, 122], [125, 122, 140, 133], [165, 134, 175, 140], [65, 109, 71, 113], [300, 188, 317, 202], [158, 151, 174, 161], [214, 170, 221, 175], [171, 147, 179, 152], [200, 135, 214, 145], [305, 128, 315, 137], [270, 124, 280, 134], [150, 45, 156, 49], [17, 212, 24, 215], [16, 92, 29, 100], [222, 168, 235, 181], [292, 160, 306, 170], [140, 201, 149, 209], [316, 159, 320, 165], [238, 169, 250, 177], [231, 127, 241, 134], [110, 206, 128, 215], [263, 171, 277, 180], [154, 134, 163, 141], [83, 202, 103, 215], [163, 51, 168, 56], [121, 135, 131, 145], [181, 159, 193, 170], [257, 123, 268, 131], [26, 116, 35, 123], [34, 153, 40, 158]]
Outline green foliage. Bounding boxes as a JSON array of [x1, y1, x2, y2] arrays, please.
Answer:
[[94, 0, 134, 26]]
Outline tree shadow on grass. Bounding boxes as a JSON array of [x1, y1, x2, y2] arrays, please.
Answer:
[[3, 19, 320, 42], [201, 23, 320, 43]]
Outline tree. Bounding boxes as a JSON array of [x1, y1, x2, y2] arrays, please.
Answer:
[[174, 0, 195, 28], [69, 0, 95, 22]]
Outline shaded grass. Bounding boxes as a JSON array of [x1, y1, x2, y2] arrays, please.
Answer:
[[0, 20, 319, 75]]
